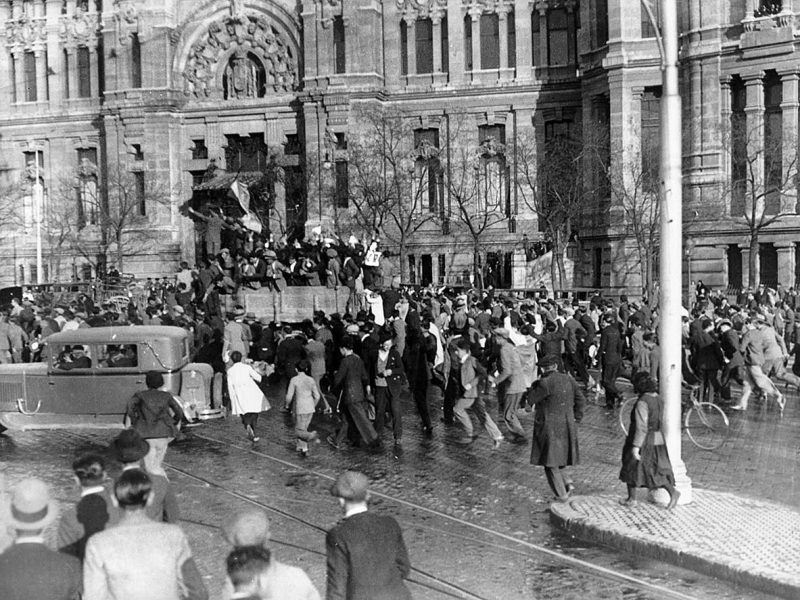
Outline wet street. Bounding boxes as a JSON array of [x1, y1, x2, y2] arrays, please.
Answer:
[[1, 380, 796, 599]]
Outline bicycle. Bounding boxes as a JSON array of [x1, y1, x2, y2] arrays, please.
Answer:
[[618, 384, 730, 450]]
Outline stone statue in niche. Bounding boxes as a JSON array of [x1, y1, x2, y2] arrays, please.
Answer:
[[224, 51, 264, 99]]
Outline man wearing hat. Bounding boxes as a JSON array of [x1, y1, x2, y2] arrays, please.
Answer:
[[0, 478, 82, 600], [527, 355, 585, 501], [264, 250, 289, 292], [326, 471, 411, 600], [111, 429, 180, 524], [491, 327, 528, 443]]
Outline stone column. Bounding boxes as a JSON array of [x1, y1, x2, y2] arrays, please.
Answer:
[[470, 12, 481, 72], [740, 243, 752, 290], [776, 242, 796, 289], [318, 15, 334, 77], [779, 70, 799, 213], [13, 52, 24, 103], [432, 16, 442, 72], [300, 1, 318, 82], [446, 0, 463, 84], [67, 48, 79, 100], [513, 0, 531, 79], [405, 16, 416, 76], [743, 72, 765, 203], [498, 10, 508, 70], [715, 245, 730, 289], [689, 60, 703, 168], [88, 48, 98, 98], [34, 49, 47, 103], [537, 7, 548, 69], [719, 77, 732, 188]]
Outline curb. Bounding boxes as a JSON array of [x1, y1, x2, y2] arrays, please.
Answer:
[[550, 497, 800, 600]]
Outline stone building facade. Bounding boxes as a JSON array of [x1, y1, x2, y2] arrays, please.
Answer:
[[0, 0, 798, 293]]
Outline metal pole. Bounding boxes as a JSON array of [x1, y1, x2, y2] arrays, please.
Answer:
[[658, 0, 692, 503], [34, 150, 43, 285]]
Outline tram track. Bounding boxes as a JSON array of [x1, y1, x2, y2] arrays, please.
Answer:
[[57, 428, 703, 600]]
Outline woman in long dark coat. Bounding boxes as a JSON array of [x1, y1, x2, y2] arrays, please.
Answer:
[[619, 372, 681, 509]]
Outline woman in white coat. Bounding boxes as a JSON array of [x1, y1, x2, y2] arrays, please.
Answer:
[[227, 351, 270, 442]]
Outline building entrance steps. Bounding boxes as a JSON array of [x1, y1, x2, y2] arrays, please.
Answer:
[[551, 489, 800, 599]]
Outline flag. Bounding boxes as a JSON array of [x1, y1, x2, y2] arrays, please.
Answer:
[[228, 178, 262, 234]]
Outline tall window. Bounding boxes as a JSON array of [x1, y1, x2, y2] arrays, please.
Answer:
[[400, 20, 408, 75], [77, 147, 98, 227], [548, 9, 571, 65], [24, 51, 37, 102], [441, 16, 449, 72], [641, 0, 660, 38], [507, 12, 516, 68], [191, 139, 208, 160], [477, 124, 507, 213], [413, 128, 441, 214], [596, 0, 608, 45], [640, 88, 661, 194], [480, 13, 500, 70], [134, 171, 146, 216], [62, 49, 70, 98], [764, 71, 782, 215], [334, 160, 349, 208], [131, 33, 142, 88], [531, 12, 541, 66], [464, 16, 473, 70], [416, 18, 434, 74], [730, 76, 747, 216], [333, 16, 346, 74], [77, 47, 91, 98]]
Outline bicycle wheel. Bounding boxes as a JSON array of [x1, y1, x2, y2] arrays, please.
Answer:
[[685, 402, 729, 450], [618, 396, 637, 436]]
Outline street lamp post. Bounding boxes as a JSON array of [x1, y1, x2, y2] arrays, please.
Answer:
[[33, 150, 44, 285], [643, 0, 693, 504]]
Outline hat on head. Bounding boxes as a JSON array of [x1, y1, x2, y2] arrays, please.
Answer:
[[345, 323, 360, 335], [493, 327, 510, 339], [5, 478, 58, 531], [234, 307, 246, 317], [326, 248, 338, 258], [245, 312, 256, 320], [172, 305, 185, 315], [111, 429, 150, 463], [222, 509, 271, 547], [259, 316, 271, 325], [539, 355, 559, 371], [264, 249, 277, 259], [54, 307, 65, 315], [330, 471, 369, 502]]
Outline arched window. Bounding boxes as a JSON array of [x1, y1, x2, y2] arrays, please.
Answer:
[[223, 52, 266, 100]]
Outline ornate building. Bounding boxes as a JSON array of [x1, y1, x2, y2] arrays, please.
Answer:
[[0, 0, 798, 292]]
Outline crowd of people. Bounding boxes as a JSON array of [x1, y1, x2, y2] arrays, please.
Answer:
[[2, 235, 799, 597]]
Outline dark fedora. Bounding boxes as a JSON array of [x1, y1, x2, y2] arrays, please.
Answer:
[[111, 430, 150, 463]]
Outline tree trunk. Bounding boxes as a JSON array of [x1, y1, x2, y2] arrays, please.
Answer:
[[473, 244, 483, 290], [399, 239, 407, 282], [749, 232, 759, 288], [116, 230, 125, 273]]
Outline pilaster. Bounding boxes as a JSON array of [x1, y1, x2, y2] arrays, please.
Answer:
[[432, 17, 443, 73], [513, 0, 531, 78], [740, 243, 752, 289], [89, 48, 99, 98], [447, 0, 464, 84], [743, 72, 765, 201], [779, 70, 799, 214], [13, 52, 24, 103], [67, 48, 79, 100], [470, 11, 480, 73], [405, 16, 417, 76], [775, 241, 796, 290], [34, 49, 47, 104]]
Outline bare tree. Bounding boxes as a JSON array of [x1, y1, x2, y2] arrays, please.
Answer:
[[723, 112, 799, 285], [50, 166, 171, 274], [342, 106, 440, 281], [514, 128, 594, 290]]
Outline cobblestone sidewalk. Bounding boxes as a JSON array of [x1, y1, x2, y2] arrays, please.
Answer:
[[551, 489, 800, 599]]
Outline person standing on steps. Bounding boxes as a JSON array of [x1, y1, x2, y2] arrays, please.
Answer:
[[526, 355, 584, 501], [619, 372, 681, 509]]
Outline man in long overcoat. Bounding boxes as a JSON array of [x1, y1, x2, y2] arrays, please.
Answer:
[[527, 355, 585, 501]]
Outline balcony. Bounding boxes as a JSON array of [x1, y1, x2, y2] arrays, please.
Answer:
[[740, 6, 795, 57]]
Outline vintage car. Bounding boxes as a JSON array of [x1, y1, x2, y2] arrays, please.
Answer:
[[0, 326, 221, 431]]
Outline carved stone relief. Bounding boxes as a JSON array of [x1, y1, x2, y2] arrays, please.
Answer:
[[4, 15, 47, 50], [183, 13, 298, 99], [396, 0, 448, 20], [58, 12, 101, 47]]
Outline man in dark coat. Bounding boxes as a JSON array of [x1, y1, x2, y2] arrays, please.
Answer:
[[690, 318, 725, 403], [326, 471, 411, 600], [718, 319, 744, 401], [599, 313, 625, 408], [328, 337, 382, 451], [0, 478, 82, 600], [527, 355, 585, 501]]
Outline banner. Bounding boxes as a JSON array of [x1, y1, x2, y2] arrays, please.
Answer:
[[228, 179, 262, 233]]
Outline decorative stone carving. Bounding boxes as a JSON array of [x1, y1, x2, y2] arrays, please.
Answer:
[[396, 0, 447, 20], [477, 137, 506, 158], [4, 15, 47, 50], [113, 0, 139, 44], [462, 0, 514, 16], [183, 13, 298, 99], [59, 11, 100, 47], [412, 138, 440, 160]]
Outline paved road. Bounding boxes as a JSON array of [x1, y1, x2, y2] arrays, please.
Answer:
[[1, 378, 794, 599]]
